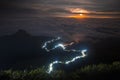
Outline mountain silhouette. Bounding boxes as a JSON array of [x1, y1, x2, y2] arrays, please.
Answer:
[[0, 29, 53, 69], [12, 29, 31, 37], [0, 30, 120, 70]]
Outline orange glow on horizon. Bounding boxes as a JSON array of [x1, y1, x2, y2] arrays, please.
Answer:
[[67, 14, 87, 19], [64, 14, 116, 19], [62, 8, 120, 19], [66, 8, 90, 18]]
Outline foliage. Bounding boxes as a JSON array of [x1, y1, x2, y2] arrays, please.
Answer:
[[0, 61, 120, 80]]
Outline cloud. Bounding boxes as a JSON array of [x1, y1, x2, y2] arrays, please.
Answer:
[[0, 0, 120, 18]]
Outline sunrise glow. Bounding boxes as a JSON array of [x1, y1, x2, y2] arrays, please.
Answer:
[[67, 14, 88, 19], [70, 8, 89, 14]]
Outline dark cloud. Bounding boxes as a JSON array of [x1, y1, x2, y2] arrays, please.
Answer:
[[0, 0, 34, 14], [90, 0, 120, 11], [0, 0, 120, 17]]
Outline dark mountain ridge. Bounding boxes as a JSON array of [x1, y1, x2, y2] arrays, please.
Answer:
[[0, 29, 120, 70]]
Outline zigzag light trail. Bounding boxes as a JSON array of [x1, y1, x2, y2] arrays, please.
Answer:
[[42, 37, 87, 73], [42, 37, 61, 52]]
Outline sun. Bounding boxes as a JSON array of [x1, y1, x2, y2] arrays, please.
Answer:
[[66, 8, 89, 18], [80, 14, 83, 16], [67, 14, 86, 19]]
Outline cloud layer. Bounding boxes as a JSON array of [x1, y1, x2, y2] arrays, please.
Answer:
[[0, 0, 120, 18]]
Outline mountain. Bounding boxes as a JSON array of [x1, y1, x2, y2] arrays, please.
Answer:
[[0, 29, 120, 70], [0, 29, 53, 69]]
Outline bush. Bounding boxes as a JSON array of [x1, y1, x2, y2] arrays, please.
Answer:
[[0, 61, 120, 80]]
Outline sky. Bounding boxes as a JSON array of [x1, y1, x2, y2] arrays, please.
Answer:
[[0, 0, 120, 70], [0, 0, 120, 42], [0, 0, 120, 18]]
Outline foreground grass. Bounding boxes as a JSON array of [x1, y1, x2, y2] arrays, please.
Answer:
[[0, 61, 120, 80]]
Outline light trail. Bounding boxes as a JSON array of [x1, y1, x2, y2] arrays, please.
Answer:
[[42, 37, 87, 73], [47, 49, 87, 73], [42, 37, 61, 52]]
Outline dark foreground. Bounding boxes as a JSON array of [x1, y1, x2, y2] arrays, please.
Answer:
[[0, 61, 120, 80]]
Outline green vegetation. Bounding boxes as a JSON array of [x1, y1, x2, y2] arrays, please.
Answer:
[[0, 61, 120, 80]]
